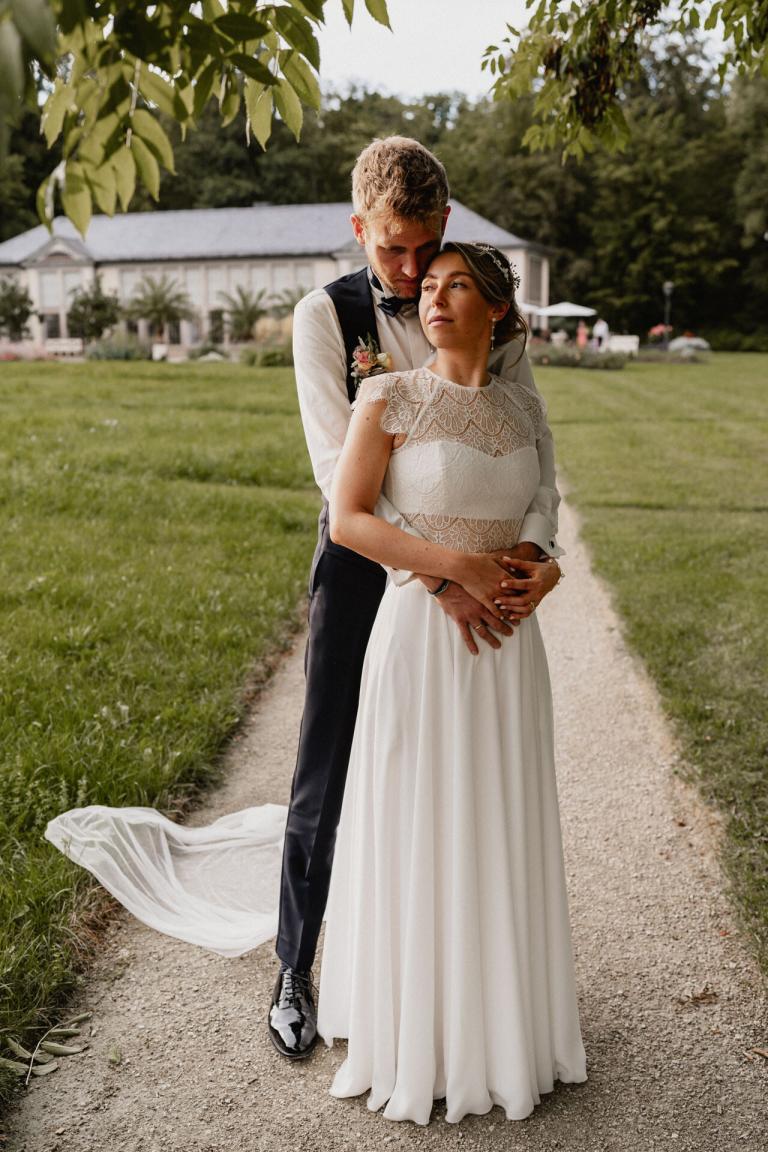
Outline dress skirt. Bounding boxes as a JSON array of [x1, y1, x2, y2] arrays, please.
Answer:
[[317, 578, 587, 1125]]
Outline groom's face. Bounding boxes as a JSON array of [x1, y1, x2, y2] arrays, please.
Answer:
[[351, 211, 448, 299]]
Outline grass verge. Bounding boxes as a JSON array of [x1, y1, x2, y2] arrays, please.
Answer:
[[539, 352, 768, 973], [0, 362, 319, 1111]]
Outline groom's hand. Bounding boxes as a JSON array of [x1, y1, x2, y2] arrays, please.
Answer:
[[418, 576, 516, 655]]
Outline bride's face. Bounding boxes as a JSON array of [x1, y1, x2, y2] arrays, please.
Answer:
[[419, 253, 503, 351]]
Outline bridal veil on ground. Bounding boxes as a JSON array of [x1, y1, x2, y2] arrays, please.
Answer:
[[45, 803, 287, 958]]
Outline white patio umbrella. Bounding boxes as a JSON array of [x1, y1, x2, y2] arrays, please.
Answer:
[[535, 301, 597, 318]]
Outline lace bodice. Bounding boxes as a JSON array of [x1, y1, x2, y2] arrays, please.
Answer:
[[360, 367, 544, 553]]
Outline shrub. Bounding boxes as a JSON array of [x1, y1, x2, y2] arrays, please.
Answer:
[[637, 347, 705, 363], [68, 277, 121, 342], [699, 329, 768, 352], [188, 342, 226, 361], [240, 343, 293, 368], [85, 334, 152, 361], [528, 344, 628, 370]]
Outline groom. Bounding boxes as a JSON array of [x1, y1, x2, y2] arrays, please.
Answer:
[[268, 136, 561, 1059]]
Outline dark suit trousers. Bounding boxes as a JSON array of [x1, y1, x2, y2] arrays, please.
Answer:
[[276, 505, 387, 971]]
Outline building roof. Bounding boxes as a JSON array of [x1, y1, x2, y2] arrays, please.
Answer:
[[0, 200, 536, 267]]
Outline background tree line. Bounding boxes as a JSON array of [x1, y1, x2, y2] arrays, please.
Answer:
[[2, 41, 766, 346]]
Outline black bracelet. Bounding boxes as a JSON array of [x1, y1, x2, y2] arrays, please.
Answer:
[[428, 578, 451, 597]]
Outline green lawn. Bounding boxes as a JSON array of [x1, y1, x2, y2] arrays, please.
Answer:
[[539, 352, 768, 971], [0, 362, 319, 1107]]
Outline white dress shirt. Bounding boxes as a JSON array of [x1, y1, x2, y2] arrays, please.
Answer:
[[293, 272, 562, 582]]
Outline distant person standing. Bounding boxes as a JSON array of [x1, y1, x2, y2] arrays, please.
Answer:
[[592, 316, 609, 350], [576, 320, 588, 348]]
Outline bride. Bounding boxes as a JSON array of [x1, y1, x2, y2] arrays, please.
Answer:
[[315, 242, 586, 1123], [46, 242, 586, 1126]]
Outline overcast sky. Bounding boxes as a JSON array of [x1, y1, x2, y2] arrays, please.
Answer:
[[315, 0, 531, 102]]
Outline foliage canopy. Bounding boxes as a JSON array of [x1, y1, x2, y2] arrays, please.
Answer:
[[0, 0, 389, 235], [484, 0, 768, 159]]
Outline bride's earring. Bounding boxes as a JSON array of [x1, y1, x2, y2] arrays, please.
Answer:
[[490, 318, 496, 351]]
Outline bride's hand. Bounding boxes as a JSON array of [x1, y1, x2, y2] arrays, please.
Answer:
[[449, 553, 510, 619], [493, 556, 562, 620]]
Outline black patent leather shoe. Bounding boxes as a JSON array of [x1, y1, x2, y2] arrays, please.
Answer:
[[268, 966, 318, 1059]]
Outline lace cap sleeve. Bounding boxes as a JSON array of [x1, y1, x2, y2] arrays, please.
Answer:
[[353, 372, 423, 437], [496, 375, 548, 440]]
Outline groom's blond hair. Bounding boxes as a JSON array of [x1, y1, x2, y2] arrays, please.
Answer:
[[351, 136, 449, 228]]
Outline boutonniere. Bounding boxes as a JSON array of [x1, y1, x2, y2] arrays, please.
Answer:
[[351, 333, 393, 392]]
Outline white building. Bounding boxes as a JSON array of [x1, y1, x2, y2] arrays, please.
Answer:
[[0, 200, 550, 349]]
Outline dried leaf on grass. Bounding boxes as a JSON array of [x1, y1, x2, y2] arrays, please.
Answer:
[[0, 1011, 95, 1087], [39, 1041, 86, 1056], [0, 1057, 30, 1076]]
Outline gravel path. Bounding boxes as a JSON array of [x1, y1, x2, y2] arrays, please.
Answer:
[[7, 500, 767, 1152]]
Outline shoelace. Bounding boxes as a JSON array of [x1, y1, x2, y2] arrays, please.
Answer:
[[282, 969, 315, 1006]]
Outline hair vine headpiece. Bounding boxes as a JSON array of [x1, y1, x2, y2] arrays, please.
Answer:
[[473, 243, 520, 295]]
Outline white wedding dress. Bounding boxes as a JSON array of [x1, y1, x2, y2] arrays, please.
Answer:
[[45, 365, 586, 1126], [316, 368, 586, 1123]]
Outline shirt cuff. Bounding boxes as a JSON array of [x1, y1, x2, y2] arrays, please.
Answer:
[[519, 513, 564, 559]]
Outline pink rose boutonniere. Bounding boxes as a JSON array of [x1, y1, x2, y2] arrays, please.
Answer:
[[350, 333, 393, 393]]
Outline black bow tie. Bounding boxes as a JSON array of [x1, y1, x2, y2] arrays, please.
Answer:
[[378, 296, 417, 317], [370, 272, 418, 318]]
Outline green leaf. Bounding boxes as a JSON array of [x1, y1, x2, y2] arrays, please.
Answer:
[[173, 83, 194, 120], [244, 79, 273, 149], [341, 0, 354, 25], [78, 133, 105, 168], [130, 135, 160, 200], [61, 160, 92, 237], [0, 18, 24, 100], [273, 76, 302, 139], [87, 161, 118, 216], [192, 59, 218, 118], [111, 144, 136, 211], [364, 0, 390, 30], [139, 68, 178, 118], [281, 51, 321, 108], [229, 52, 275, 85], [290, 0, 326, 20], [270, 7, 320, 70], [10, 0, 57, 62], [219, 74, 241, 126], [36, 173, 53, 228], [132, 108, 175, 172], [41, 81, 76, 147], [99, 71, 132, 119], [215, 12, 270, 41]]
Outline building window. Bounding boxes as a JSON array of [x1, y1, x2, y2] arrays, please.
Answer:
[[120, 269, 140, 302], [167, 319, 181, 344], [208, 309, 224, 343], [528, 255, 543, 304], [43, 313, 61, 339], [63, 269, 83, 302], [40, 271, 61, 310]]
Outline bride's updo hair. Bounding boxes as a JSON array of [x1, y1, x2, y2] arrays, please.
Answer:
[[440, 242, 527, 350]]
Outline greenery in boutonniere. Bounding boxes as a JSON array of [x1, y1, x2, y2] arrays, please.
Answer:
[[350, 333, 393, 393]]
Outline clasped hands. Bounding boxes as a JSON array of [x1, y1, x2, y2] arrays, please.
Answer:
[[422, 543, 561, 656]]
